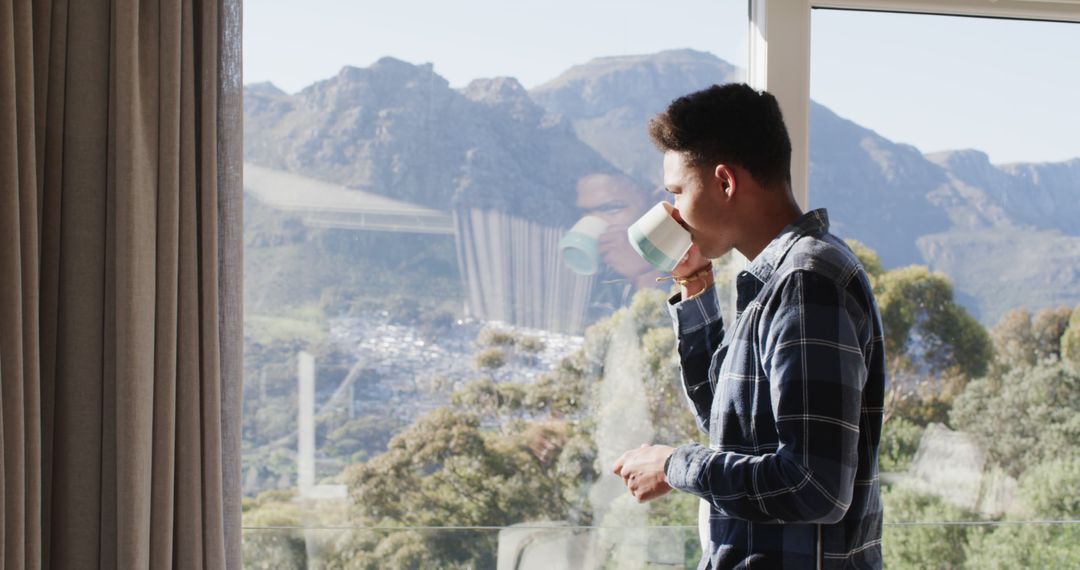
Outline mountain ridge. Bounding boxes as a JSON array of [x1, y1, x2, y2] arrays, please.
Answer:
[[243, 51, 1080, 324]]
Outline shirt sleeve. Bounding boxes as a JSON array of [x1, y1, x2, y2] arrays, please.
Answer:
[[667, 284, 725, 435], [665, 270, 869, 524]]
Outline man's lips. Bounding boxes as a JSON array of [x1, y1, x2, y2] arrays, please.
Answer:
[[671, 209, 691, 232]]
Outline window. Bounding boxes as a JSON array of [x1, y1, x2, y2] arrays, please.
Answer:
[[810, 8, 1080, 567], [241, 1, 750, 567]]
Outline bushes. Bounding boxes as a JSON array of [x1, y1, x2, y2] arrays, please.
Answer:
[[882, 485, 984, 570], [879, 417, 925, 473], [949, 359, 1080, 478], [963, 459, 1080, 569]]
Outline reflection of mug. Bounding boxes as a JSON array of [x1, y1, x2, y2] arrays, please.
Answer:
[[627, 202, 692, 272], [559, 215, 610, 275]]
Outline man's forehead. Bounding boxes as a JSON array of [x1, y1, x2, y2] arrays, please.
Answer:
[[663, 151, 691, 186]]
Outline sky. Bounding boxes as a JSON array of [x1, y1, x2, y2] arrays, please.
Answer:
[[244, 1, 1080, 164]]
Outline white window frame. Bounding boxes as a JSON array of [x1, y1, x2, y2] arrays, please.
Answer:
[[748, 0, 1080, 209]]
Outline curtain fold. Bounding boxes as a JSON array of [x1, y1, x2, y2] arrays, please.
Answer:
[[0, 0, 242, 568]]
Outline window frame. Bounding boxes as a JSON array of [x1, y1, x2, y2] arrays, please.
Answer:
[[749, 0, 1080, 209]]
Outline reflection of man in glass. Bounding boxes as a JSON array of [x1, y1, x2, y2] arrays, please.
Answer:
[[612, 84, 886, 569], [569, 173, 665, 319], [575, 173, 663, 290]]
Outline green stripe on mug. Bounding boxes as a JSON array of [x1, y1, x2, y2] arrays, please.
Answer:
[[628, 224, 679, 272]]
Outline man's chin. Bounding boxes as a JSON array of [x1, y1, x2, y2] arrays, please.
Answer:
[[701, 244, 731, 260]]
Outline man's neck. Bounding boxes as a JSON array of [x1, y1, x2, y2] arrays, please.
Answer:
[[737, 199, 804, 263]]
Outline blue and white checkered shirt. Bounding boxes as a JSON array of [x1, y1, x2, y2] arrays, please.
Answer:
[[665, 209, 885, 569]]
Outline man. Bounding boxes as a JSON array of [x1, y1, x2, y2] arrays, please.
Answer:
[[613, 83, 885, 569]]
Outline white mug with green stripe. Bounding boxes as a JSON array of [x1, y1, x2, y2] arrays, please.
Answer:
[[627, 201, 693, 272]]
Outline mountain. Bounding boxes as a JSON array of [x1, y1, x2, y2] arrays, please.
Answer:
[[244, 57, 618, 226], [531, 49, 738, 187], [243, 51, 1080, 325]]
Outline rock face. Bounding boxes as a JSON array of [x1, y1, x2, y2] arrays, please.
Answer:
[[244, 57, 617, 227], [531, 49, 739, 187], [245, 51, 1080, 324]]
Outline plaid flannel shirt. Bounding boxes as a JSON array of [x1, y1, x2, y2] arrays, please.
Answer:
[[665, 209, 885, 569]]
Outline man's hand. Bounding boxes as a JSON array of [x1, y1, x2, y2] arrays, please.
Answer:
[[598, 226, 659, 287], [612, 444, 676, 503]]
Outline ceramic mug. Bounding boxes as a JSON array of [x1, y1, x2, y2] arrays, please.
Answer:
[[626, 202, 692, 272], [559, 215, 610, 275]]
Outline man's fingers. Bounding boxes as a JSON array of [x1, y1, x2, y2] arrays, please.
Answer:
[[612, 451, 629, 476]]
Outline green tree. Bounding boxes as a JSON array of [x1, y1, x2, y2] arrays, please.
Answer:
[[1033, 306, 1073, 361], [876, 265, 992, 382], [241, 490, 308, 570], [950, 359, 1080, 478], [474, 347, 507, 372], [322, 416, 404, 463], [333, 408, 594, 569], [450, 378, 527, 421], [846, 241, 992, 422], [1062, 305, 1080, 368], [878, 416, 925, 473], [991, 306, 1073, 374], [963, 459, 1080, 568], [881, 484, 984, 570], [476, 327, 517, 347]]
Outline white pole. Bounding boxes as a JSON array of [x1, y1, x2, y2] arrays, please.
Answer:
[[298, 351, 316, 494]]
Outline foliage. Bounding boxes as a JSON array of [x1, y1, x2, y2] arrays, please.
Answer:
[[881, 484, 984, 570], [1014, 458, 1080, 519], [450, 378, 527, 420], [331, 407, 595, 568], [1032, 306, 1073, 362], [474, 347, 508, 371], [477, 327, 518, 347], [629, 287, 673, 335], [241, 490, 307, 570], [307, 340, 598, 568], [878, 417, 925, 473], [515, 334, 546, 354], [962, 458, 1080, 569], [847, 241, 994, 424], [321, 415, 405, 463], [875, 265, 992, 382], [1063, 305, 1080, 368], [475, 327, 546, 364], [990, 306, 1073, 375], [963, 524, 1080, 569], [950, 358, 1080, 478]]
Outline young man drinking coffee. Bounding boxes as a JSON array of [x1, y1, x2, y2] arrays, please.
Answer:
[[613, 84, 885, 569]]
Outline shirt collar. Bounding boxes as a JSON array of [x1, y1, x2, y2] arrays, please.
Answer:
[[742, 208, 830, 284]]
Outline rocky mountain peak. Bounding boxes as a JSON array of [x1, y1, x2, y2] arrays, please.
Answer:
[[246, 81, 287, 97], [462, 77, 546, 124], [925, 149, 994, 172]]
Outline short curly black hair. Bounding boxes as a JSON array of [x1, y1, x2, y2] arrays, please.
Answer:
[[648, 83, 792, 189]]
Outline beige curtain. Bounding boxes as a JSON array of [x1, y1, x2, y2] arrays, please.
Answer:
[[0, 0, 243, 568]]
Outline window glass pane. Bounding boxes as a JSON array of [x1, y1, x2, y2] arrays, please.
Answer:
[[811, 9, 1080, 568], [242, 1, 749, 566]]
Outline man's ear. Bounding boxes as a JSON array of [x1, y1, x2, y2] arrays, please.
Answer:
[[713, 164, 736, 198]]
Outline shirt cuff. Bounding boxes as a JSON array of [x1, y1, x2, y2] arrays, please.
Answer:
[[667, 284, 722, 335], [665, 443, 711, 494]]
